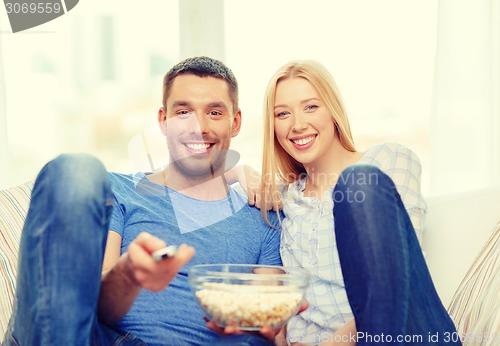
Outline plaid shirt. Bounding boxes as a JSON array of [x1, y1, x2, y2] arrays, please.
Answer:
[[281, 143, 427, 345]]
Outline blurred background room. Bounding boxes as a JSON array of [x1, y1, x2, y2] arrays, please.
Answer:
[[0, 0, 499, 196]]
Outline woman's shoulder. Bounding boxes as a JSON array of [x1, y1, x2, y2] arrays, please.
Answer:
[[359, 142, 421, 167], [362, 142, 415, 157]]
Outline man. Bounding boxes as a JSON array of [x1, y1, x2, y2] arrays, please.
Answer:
[[4, 57, 281, 346]]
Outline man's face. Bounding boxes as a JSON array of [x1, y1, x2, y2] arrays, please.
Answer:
[[159, 74, 241, 178]]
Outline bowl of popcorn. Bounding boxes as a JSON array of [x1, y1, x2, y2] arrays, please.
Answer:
[[188, 264, 310, 331]]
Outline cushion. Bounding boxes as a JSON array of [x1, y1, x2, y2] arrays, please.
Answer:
[[447, 222, 499, 345], [0, 182, 33, 337]]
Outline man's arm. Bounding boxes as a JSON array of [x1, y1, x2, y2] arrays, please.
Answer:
[[257, 210, 282, 266], [98, 231, 195, 326]]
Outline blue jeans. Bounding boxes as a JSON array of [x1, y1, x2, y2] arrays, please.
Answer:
[[3, 154, 273, 346], [3, 154, 145, 346], [333, 165, 461, 345]]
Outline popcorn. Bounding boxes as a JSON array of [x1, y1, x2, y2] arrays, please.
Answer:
[[195, 282, 303, 329]]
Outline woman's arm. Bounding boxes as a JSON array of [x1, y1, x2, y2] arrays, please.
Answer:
[[379, 144, 427, 243], [290, 319, 357, 346], [321, 319, 357, 346]]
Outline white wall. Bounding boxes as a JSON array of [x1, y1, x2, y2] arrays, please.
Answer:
[[179, 0, 225, 61], [430, 0, 500, 196], [0, 20, 8, 188]]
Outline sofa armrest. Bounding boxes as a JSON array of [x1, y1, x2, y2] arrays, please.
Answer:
[[0, 182, 33, 338]]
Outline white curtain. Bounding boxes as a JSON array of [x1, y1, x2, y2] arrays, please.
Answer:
[[430, 0, 500, 196]]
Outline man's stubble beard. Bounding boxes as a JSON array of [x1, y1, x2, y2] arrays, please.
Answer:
[[168, 143, 229, 180]]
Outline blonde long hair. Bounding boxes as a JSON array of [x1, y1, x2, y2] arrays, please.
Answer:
[[261, 60, 356, 221]]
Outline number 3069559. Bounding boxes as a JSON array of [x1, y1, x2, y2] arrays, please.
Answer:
[[5, 2, 62, 14]]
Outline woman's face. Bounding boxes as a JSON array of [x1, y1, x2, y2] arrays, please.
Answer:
[[273, 77, 338, 167]]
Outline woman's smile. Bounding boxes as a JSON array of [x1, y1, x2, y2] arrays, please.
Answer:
[[289, 134, 317, 150]]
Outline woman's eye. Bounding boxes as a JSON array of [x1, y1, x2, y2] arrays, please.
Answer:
[[275, 111, 289, 118], [305, 105, 318, 111]]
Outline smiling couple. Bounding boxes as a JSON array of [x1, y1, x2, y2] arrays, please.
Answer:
[[4, 56, 460, 346]]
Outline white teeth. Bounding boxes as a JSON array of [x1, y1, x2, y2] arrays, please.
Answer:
[[292, 136, 315, 145], [186, 143, 210, 151]]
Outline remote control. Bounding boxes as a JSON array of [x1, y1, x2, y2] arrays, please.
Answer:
[[152, 245, 177, 261]]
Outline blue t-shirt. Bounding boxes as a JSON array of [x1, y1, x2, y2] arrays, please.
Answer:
[[108, 172, 282, 346]]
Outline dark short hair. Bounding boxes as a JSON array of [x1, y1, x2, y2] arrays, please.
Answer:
[[162, 56, 239, 113]]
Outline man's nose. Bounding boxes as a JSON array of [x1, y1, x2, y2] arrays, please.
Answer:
[[189, 113, 209, 135]]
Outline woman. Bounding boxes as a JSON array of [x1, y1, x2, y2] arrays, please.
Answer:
[[259, 60, 460, 345]]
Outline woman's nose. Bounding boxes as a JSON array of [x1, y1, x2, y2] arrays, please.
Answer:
[[291, 113, 307, 132]]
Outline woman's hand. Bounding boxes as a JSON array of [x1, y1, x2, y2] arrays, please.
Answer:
[[274, 324, 288, 346], [225, 164, 282, 211], [205, 319, 282, 343], [240, 165, 266, 210], [205, 301, 309, 343]]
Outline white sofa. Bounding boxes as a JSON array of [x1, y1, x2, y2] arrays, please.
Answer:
[[423, 187, 500, 308], [1, 182, 499, 342]]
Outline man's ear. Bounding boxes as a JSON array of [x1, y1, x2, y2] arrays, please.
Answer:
[[231, 109, 242, 137], [158, 107, 167, 135]]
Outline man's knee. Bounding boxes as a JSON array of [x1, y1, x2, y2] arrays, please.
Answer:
[[36, 153, 110, 203], [49, 153, 106, 178]]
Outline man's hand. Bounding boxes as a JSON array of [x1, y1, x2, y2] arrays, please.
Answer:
[[124, 232, 195, 291], [99, 232, 195, 325]]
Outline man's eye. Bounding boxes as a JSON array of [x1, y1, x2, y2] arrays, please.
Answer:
[[209, 111, 222, 116], [176, 110, 192, 117]]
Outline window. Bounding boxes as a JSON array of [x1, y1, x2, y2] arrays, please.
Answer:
[[0, 0, 179, 188]]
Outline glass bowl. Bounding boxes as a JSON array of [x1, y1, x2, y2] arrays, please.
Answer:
[[188, 264, 310, 330]]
